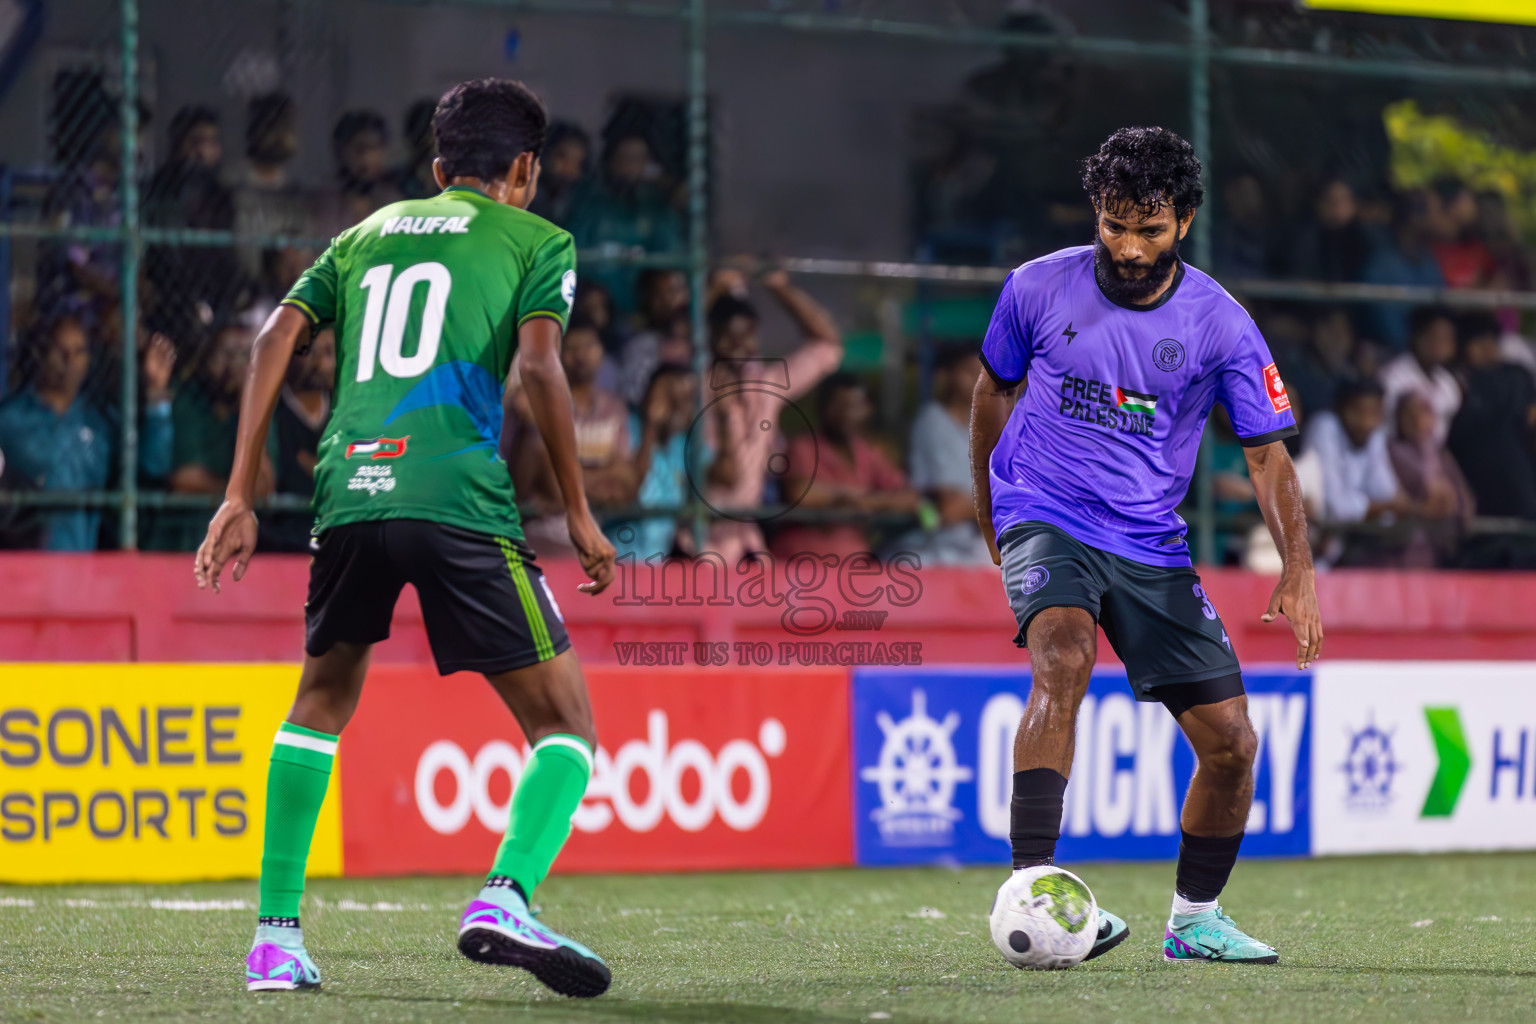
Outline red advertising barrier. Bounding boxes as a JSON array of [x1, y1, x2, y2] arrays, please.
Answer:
[[2, 554, 1536, 663], [338, 664, 853, 876]]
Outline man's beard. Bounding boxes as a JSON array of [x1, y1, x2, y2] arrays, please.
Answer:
[[1093, 233, 1181, 305]]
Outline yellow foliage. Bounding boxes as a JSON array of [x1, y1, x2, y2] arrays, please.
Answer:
[[1384, 99, 1536, 236]]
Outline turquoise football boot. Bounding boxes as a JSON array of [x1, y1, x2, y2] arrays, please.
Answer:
[[1163, 906, 1278, 964], [1083, 907, 1130, 962], [245, 923, 322, 991], [458, 885, 611, 998]]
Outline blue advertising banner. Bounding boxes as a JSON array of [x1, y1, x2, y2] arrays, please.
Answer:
[[852, 666, 1311, 866]]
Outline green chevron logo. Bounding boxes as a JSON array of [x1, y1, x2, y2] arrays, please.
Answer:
[[1420, 707, 1471, 818]]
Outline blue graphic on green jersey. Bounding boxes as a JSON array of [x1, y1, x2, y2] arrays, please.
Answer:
[[384, 361, 504, 459]]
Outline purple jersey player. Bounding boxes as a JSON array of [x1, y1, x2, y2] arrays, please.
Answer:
[[969, 128, 1323, 967]]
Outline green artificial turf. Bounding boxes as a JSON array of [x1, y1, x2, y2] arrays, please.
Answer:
[[4, 855, 1536, 1023]]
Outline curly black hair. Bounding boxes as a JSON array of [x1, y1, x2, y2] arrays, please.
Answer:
[[1081, 126, 1204, 220], [433, 78, 548, 183]]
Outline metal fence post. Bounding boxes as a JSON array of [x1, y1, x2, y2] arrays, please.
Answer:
[[118, 0, 141, 550], [1189, 0, 1216, 566], [687, 0, 710, 553]]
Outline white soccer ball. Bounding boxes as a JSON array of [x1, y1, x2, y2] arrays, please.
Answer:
[[989, 865, 1099, 970]]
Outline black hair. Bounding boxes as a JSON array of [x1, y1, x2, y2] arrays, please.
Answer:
[[564, 311, 601, 338], [1431, 177, 1469, 204], [546, 121, 590, 156], [168, 106, 218, 157], [817, 371, 867, 415], [433, 78, 548, 183], [637, 267, 683, 302], [1334, 377, 1384, 412], [404, 98, 437, 149], [934, 343, 981, 373], [247, 92, 294, 142], [1457, 312, 1503, 349], [1407, 304, 1455, 341], [1080, 126, 1204, 220], [643, 360, 696, 401], [708, 294, 759, 339], [332, 110, 388, 155]]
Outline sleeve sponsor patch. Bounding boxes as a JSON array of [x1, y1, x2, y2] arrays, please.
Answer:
[[1264, 362, 1290, 413]]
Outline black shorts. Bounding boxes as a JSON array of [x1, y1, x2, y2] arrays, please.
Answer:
[[304, 519, 571, 676], [999, 521, 1243, 711]]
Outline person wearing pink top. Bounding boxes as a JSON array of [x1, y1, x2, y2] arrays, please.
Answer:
[[771, 373, 920, 561], [703, 268, 844, 568]]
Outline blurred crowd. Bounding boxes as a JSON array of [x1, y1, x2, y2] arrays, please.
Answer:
[[1, 82, 1534, 570]]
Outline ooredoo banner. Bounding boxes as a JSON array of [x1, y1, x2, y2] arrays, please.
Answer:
[[1311, 661, 1536, 855], [0, 664, 343, 883], [339, 664, 852, 875], [852, 666, 1312, 866]]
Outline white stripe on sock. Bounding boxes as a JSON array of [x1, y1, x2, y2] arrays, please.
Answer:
[[273, 730, 338, 756], [1172, 893, 1217, 917], [534, 734, 593, 773]]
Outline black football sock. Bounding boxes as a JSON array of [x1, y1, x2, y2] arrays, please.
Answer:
[[1009, 768, 1068, 869], [1174, 830, 1244, 903]]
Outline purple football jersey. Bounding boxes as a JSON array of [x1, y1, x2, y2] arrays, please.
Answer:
[[981, 246, 1297, 566]]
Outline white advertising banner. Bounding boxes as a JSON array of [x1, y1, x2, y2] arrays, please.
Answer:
[[1312, 662, 1536, 855]]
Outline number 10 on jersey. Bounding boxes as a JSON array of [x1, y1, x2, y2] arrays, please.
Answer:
[[356, 262, 453, 382]]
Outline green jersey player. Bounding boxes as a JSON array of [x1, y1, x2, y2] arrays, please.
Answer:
[[195, 79, 617, 999]]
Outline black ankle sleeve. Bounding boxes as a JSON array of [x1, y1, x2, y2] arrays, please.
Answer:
[[1009, 768, 1068, 869], [1175, 831, 1244, 902]]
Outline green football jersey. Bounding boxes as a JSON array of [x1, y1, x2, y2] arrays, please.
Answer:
[[283, 185, 576, 540]]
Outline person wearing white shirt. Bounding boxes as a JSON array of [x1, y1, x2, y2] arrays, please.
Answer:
[[1379, 306, 1460, 445], [1308, 380, 1405, 524]]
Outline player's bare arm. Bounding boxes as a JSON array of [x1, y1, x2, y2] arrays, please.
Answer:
[[517, 316, 616, 594], [969, 367, 1020, 565], [1244, 438, 1323, 669], [194, 304, 309, 593]]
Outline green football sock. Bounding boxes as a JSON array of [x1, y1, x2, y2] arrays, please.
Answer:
[[488, 734, 593, 897], [258, 722, 338, 921]]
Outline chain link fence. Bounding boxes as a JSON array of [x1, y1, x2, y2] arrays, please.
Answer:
[[1, 0, 1534, 568]]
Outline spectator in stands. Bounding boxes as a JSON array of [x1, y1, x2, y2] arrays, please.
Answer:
[[606, 362, 736, 563], [259, 332, 335, 552], [568, 132, 683, 313], [620, 269, 692, 406], [1379, 305, 1461, 444], [529, 122, 590, 226], [704, 268, 844, 568], [397, 99, 439, 199], [1274, 306, 1358, 420], [572, 279, 623, 395], [902, 345, 992, 564], [150, 312, 273, 550], [514, 315, 634, 556], [1309, 379, 1404, 526], [1389, 390, 1474, 526], [38, 100, 134, 328], [233, 93, 312, 282], [1211, 169, 1272, 280], [1427, 179, 1495, 290], [144, 107, 240, 337], [1448, 314, 1536, 521], [771, 374, 919, 561], [317, 110, 403, 237], [0, 316, 173, 550], [1362, 189, 1445, 350], [1288, 176, 1373, 283]]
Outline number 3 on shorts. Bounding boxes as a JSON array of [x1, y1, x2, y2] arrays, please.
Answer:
[[1192, 583, 1217, 621]]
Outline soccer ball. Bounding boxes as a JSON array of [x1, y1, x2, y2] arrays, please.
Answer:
[[988, 865, 1099, 970]]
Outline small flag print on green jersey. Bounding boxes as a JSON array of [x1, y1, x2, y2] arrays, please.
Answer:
[[1114, 386, 1157, 418]]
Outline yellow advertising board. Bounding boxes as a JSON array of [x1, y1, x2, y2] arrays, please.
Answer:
[[0, 664, 340, 883], [1303, 0, 1536, 26]]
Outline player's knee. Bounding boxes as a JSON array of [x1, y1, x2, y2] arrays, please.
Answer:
[[1204, 721, 1258, 778], [1031, 633, 1095, 694]]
